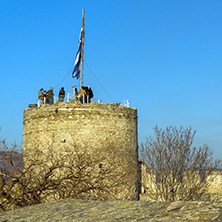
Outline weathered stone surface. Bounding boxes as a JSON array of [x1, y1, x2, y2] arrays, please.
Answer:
[[23, 102, 139, 200], [0, 199, 222, 221], [140, 162, 222, 200], [23, 102, 138, 157]]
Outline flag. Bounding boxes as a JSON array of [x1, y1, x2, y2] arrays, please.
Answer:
[[72, 28, 83, 79]]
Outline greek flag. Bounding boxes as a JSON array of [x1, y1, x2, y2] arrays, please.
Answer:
[[72, 28, 83, 79]]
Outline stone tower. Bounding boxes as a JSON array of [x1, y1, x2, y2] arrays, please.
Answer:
[[23, 100, 139, 199]]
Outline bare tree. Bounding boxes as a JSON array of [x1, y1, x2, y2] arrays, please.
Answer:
[[0, 135, 137, 212], [140, 126, 221, 201]]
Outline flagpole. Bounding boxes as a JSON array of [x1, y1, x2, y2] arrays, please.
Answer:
[[80, 9, 85, 88]]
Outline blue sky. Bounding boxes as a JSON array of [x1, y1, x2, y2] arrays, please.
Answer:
[[0, 0, 222, 159]]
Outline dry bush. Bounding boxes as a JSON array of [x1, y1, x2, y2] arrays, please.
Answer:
[[0, 136, 137, 212], [140, 125, 221, 201]]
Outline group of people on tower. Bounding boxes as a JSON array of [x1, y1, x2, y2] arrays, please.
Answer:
[[38, 87, 55, 104], [75, 83, 93, 103], [38, 84, 93, 105]]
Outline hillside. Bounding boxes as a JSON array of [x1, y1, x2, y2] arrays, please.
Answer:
[[0, 198, 221, 221]]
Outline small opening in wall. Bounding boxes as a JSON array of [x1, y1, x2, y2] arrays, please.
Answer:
[[99, 163, 102, 168]]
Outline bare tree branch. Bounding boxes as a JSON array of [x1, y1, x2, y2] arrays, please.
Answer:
[[140, 125, 221, 201]]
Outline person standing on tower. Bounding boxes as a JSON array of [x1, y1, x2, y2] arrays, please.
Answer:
[[58, 87, 65, 102], [47, 87, 54, 104], [38, 88, 44, 103]]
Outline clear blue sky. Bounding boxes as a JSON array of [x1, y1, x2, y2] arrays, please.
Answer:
[[0, 0, 222, 160]]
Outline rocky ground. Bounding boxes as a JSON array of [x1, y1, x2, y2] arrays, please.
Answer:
[[0, 198, 222, 221]]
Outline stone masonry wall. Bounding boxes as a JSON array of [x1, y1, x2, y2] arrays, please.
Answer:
[[23, 100, 138, 199], [140, 163, 222, 200]]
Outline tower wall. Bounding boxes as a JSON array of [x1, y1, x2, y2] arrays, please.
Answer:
[[23, 100, 138, 199]]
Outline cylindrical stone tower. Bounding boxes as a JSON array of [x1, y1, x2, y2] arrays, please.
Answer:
[[23, 100, 138, 199]]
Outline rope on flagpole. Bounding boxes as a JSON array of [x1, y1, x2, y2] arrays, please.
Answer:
[[52, 62, 114, 104], [54, 70, 72, 89], [84, 60, 114, 103]]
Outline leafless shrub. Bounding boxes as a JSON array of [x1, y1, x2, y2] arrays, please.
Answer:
[[0, 135, 137, 212], [140, 125, 221, 201]]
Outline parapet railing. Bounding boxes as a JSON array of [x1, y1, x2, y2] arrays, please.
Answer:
[[37, 93, 130, 108]]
